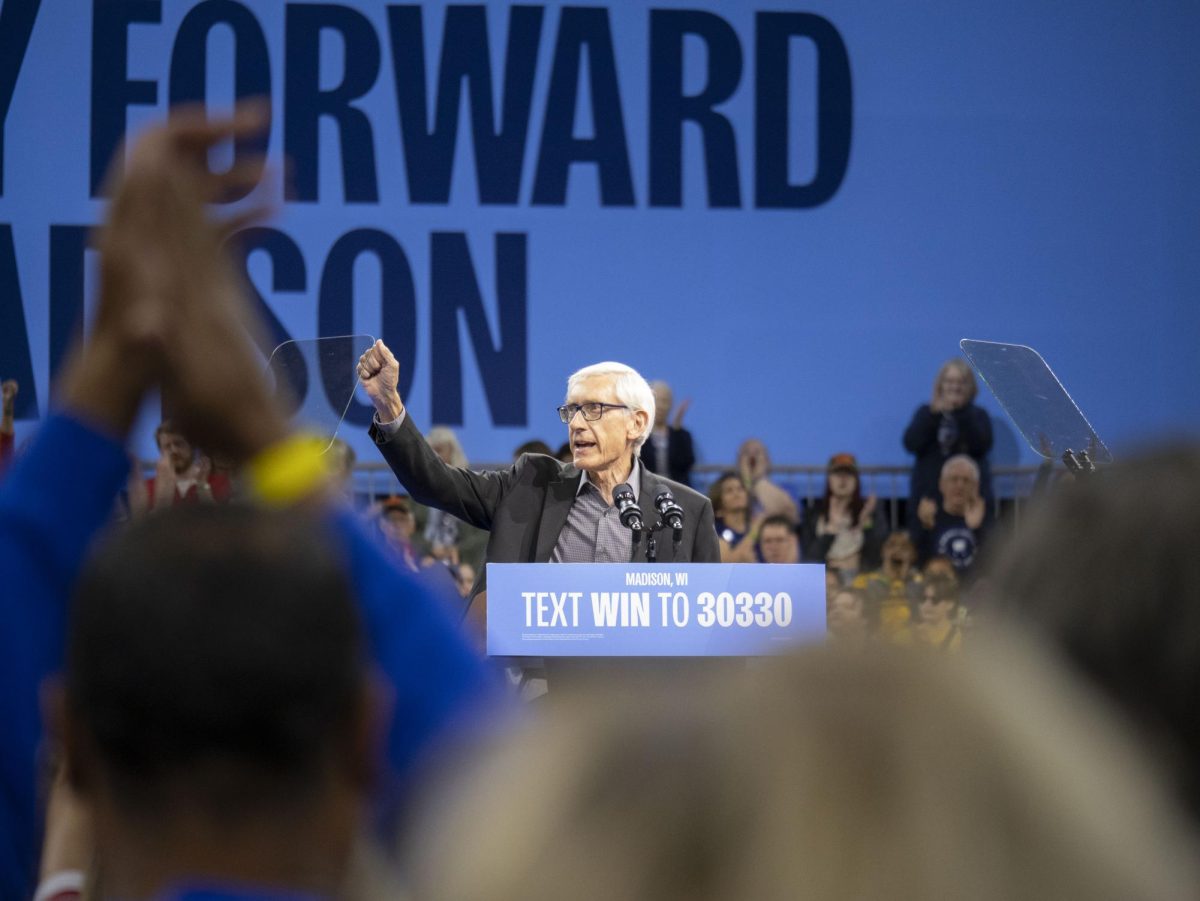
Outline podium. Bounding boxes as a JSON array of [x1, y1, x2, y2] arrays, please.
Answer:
[[486, 562, 827, 657]]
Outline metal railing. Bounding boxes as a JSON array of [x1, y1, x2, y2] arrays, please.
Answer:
[[349, 461, 1047, 530]]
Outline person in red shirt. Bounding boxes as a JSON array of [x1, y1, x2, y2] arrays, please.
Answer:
[[144, 420, 231, 509]]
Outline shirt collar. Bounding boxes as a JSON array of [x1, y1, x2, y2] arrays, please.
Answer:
[[576, 455, 642, 503]]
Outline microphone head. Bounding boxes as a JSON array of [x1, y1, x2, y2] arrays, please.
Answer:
[[613, 483, 642, 530], [655, 487, 683, 514]]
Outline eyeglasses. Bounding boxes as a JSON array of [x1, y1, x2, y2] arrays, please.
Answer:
[[557, 402, 629, 423]]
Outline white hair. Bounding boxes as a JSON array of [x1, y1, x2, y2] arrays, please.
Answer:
[[565, 362, 655, 451], [942, 454, 980, 482], [426, 426, 469, 468]]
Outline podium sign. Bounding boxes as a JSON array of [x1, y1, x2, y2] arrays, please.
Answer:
[[486, 563, 827, 657]]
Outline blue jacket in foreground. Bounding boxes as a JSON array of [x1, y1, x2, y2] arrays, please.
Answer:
[[0, 414, 496, 900]]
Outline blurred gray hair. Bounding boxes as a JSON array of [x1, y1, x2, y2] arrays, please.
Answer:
[[941, 454, 980, 482]]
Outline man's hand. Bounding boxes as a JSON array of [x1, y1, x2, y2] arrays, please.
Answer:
[[917, 497, 938, 530], [964, 493, 985, 530], [57, 102, 281, 451], [671, 397, 691, 430], [357, 339, 404, 422], [1, 379, 16, 406], [737, 439, 770, 484]]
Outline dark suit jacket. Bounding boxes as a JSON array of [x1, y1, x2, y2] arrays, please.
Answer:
[[639, 426, 696, 486], [370, 416, 721, 606]]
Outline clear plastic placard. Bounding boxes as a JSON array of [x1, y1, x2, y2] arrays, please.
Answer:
[[959, 339, 1111, 463], [265, 335, 375, 452]]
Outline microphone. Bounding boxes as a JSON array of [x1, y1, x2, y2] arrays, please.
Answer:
[[654, 488, 685, 540], [613, 483, 643, 533]]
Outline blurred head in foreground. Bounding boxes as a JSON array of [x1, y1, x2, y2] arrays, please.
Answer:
[[986, 445, 1200, 822], [54, 505, 381, 899], [408, 636, 1196, 901]]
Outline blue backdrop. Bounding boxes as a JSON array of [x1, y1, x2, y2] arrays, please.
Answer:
[[2, 1, 1198, 469]]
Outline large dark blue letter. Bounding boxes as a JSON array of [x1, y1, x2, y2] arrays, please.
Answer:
[[318, 229, 417, 427], [532, 8, 633, 206], [91, 0, 161, 196], [228, 227, 307, 413], [755, 13, 852, 208], [388, 5, 543, 205], [285, 4, 381, 202], [0, 224, 38, 418], [48, 225, 94, 389], [431, 233, 527, 425], [649, 10, 742, 208], [168, 0, 271, 202], [0, 0, 42, 196]]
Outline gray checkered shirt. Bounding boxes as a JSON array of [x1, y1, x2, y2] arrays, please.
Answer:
[[550, 459, 642, 564]]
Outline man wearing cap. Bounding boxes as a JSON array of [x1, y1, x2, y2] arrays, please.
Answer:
[[357, 340, 721, 638]]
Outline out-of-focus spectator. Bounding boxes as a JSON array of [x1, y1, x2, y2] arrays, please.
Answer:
[[903, 358, 993, 528], [758, 514, 799, 564], [729, 436, 796, 520], [144, 420, 231, 510], [373, 494, 419, 571], [922, 554, 958, 584], [736, 437, 799, 523], [853, 532, 923, 640], [54, 506, 381, 900], [454, 562, 477, 599], [0, 105, 495, 900], [987, 446, 1200, 824], [327, 436, 357, 500], [0, 379, 16, 471], [708, 471, 759, 563], [826, 587, 868, 648], [912, 455, 987, 577], [823, 568, 841, 599], [408, 637, 1199, 901], [514, 439, 553, 459], [639, 381, 695, 486], [554, 441, 573, 465], [423, 426, 468, 563], [800, 453, 887, 580], [912, 574, 962, 652]]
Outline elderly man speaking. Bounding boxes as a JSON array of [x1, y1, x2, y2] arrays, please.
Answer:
[[358, 340, 719, 630]]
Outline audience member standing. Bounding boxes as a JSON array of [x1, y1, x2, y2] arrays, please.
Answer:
[[903, 358, 992, 527], [640, 381, 696, 486], [737, 438, 799, 522]]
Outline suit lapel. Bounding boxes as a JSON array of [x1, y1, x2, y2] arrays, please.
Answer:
[[535, 466, 582, 562]]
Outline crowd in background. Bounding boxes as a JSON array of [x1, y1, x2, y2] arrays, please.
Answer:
[[3, 107, 1199, 901]]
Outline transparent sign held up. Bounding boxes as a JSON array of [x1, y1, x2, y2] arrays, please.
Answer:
[[959, 339, 1111, 465], [265, 335, 375, 452]]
